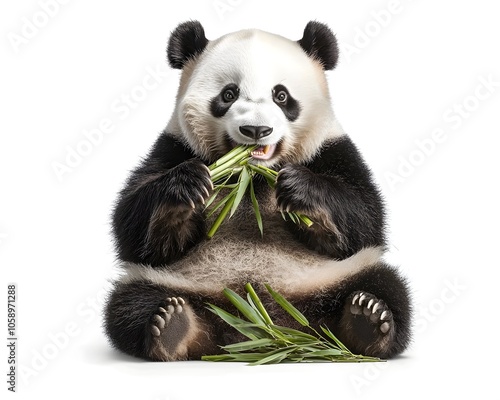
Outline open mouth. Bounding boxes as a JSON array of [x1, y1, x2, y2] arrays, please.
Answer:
[[250, 144, 277, 161], [227, 137, 279, 161]]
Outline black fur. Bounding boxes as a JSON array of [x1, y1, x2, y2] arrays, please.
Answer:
[[105, 21, 412, 362], [272, 84, 301, 122], [298, 21, 339, 70], [104, 280, 220, 360], [295, 262, 412, 358], [108, 131, 411, 360], [104, 262, 411, 360], [112, 135, 211, 267], [210, 83, 240, 118], [276, 136, 385, 259], [167, 20, 209, 69]]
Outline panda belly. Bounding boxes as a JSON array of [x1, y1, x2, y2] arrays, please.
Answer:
[[121, 195, 384, 297]]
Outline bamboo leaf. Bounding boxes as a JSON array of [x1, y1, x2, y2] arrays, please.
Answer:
[[207, 195, 235, 238], [230, 166, 251, 217], [249, 347, 297, 366], [320, 326, 350, 352], [271, 325, 318, 341], [264, 284, 309, 327], [303, 349, 343, 357], [249, 178, 263, 237], [206, 187, 237, 218], [204, 284, 384, 365], [223, 288, 266, 325], [245, 283, 273, 325], [222, 338, 276, 352], [206, 304, 268, 340]]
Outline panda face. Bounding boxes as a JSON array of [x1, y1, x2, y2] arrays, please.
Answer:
[[172, 25, 342, 166]]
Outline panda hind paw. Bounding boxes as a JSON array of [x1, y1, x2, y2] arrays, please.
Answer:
[[150, 297, 185, 337], [148, 296, 190, 361], [349, 291, 393, 335]]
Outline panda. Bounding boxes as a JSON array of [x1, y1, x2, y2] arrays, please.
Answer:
[[104, 20, 412, 362]]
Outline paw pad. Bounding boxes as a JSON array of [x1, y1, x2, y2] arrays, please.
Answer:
[[150, 297, 185, 337]]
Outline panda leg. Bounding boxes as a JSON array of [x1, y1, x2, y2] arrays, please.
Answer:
[[104, 280, 217, 361], [334, 262, 412, 358], [295, 262, 412, 359]]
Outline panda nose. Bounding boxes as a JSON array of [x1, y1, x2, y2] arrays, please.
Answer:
[[239, 125, 273, 140]]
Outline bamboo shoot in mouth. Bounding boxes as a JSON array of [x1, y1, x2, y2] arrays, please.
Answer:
[[206, 145, 313, 238]]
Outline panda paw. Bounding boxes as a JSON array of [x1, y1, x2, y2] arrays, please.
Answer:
[[339, 291, 396, 358], [275, 164, 315, 213], [150, 297, 186, 337], [349, 291, 393, 335], [167, 160, 213, 210], [148, 297, 190, 361]]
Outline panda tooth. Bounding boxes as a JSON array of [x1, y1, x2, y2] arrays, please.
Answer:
[[263, 145, 270, 154]]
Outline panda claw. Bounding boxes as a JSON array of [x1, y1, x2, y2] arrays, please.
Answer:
[[347, 291, 394, 337]]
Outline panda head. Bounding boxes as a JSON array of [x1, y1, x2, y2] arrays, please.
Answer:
[[167, 20, 343, 166]]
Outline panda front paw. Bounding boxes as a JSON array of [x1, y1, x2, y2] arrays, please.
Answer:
[[165, 159, 213, 210], [275, 164, 316, 214]]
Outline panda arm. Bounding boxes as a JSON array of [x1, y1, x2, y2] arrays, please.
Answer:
[[112, 133, 211, 267], [276, 135, 386, 259]]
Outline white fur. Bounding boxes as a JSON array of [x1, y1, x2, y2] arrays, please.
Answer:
[[166, 28, 345, 166], [120, 27, 382, 300], [119, 246, 383, 296]]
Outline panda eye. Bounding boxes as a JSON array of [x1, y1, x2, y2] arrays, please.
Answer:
[[223, 89, 236, 102], [275, 90, 288, 103]]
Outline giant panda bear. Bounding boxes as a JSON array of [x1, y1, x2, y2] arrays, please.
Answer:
[[104, 20, 412, 361]]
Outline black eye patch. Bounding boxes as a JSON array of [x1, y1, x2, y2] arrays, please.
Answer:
[[272, 84, 301, 122], [210, 83, 240, 118]]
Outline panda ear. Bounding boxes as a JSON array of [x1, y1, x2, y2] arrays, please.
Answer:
[[167, 21, 209, 69], [298, 21, 339, 70]]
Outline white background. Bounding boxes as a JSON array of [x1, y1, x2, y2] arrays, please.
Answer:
[[1, 0, 499, 398]]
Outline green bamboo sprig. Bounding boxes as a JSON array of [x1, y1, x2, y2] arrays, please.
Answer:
[[202, 283, 384, 365], [206, 146, 313, 238]]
